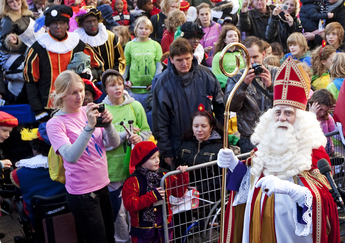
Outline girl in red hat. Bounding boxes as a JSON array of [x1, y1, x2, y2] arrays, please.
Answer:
[[122, 141, 189, 243]]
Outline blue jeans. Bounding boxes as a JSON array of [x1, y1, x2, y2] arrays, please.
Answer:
[[66, 186, 115, 243]]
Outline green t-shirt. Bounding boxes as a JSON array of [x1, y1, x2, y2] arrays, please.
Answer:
[[124, 39, 163, 93], [212, 51, 245, 89], [105, 101, 151, 182]]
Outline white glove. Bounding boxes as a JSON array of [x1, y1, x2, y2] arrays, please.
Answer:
[[217, 148, 239, 172], [256, 175, 309, 205]]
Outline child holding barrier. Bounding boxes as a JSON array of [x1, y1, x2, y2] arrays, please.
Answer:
[[123, 141, 188, 243]]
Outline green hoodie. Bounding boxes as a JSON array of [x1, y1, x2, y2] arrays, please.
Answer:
[[103, 91, 151, 182]]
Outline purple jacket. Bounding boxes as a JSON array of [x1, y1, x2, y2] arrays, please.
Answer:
[[200, 21, 222, 67]]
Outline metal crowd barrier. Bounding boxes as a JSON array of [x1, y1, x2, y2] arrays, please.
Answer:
[[160, 152, 250, 243], [159, 130, 345, 242], [325, 130, 345, 238]]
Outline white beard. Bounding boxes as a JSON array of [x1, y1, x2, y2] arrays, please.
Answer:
[[250, 108, 327, 180]]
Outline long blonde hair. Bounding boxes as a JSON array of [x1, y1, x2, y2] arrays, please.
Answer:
[[51, 70, 84, 110], [330, 52, 345, 80], [0, 0, 30, 18]]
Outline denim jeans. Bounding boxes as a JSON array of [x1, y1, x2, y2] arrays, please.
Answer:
[[66, 186, 115, 243]]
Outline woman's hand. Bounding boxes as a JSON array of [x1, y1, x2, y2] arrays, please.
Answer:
[[241, 0, 250, 12], [7, 34, 17, 44], [101, 108, 113, 124], [156, 187, 165, 199], [309, 102, 321, 114], [284, 13, 294, 27], [129, 133, 142, 145], [204, 46, 213, 53], [86, 103, 100, 129], [1, 159, 12, 169], [304, 32, 315, 41], [177, 165, 188, 173], [53, 0, 62, 5], [125, 81, 132, 90], [273, 5, 282, 16]]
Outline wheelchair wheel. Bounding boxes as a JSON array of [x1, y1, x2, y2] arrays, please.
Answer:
[[1, 198, 13, 214], [203, 198, 228, 243]]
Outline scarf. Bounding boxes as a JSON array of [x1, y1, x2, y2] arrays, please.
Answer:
[[137, 166, 161, 222], [328, 0, 342, 13]]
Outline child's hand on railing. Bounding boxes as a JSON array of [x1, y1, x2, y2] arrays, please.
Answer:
[[156, 187, 165, 200], [177, 166, 188, 173]]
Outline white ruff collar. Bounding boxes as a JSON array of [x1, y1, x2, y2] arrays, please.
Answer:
[[37, 32, 80, 54], [15, 154, 49, 169], [74, 23, 108, 47]]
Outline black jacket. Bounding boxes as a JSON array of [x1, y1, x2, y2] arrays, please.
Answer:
[[150, 12, 166, 44], [299, 0, 328, 32], [265, 12, 302, 53], [175, 130, 223, 198], [152, 57, 225, 159], [240, 5, 277, 43], [224, 65, 278, 138], [0, 14, 32, 54]]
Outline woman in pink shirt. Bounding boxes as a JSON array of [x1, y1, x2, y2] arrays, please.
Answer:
[[46, 70, 120, 243]]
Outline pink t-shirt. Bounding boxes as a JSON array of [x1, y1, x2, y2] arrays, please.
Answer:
[[47, 108, 110, 195]]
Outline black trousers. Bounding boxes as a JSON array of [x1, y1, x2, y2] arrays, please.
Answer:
[[66, 186, 115, 243]]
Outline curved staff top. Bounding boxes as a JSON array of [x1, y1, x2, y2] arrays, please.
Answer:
[[218, 42, 250, 243]]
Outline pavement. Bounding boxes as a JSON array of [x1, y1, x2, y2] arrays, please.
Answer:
[[0, 211, 23, 243]]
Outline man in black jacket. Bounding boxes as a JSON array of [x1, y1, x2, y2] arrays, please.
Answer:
[[152, 38, 224, 168], [224, 36, 278, 153]]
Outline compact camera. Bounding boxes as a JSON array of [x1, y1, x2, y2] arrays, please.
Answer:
[[252, 63, 264, 76], [95, 104, 110, 127], [277, 4, 289, 11]]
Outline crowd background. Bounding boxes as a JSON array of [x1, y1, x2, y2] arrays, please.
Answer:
[[1, 0, 345, 241]]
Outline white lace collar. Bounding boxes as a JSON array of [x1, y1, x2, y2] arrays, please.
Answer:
[[15, 154, 49, 169], [74, 23, 108, 47], [37, 32, 80, 54]]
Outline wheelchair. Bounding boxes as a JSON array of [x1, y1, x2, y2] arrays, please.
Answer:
[[14, 193, 78, 243]]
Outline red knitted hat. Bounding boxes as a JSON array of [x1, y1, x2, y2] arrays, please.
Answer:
[[130, 141, 159, 168], [0, 111, 18, 127], [273, 56, 311, 110], [180, 1, 190, 11]]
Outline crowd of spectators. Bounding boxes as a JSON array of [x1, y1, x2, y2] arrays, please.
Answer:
[[1, 0, 345, 241]]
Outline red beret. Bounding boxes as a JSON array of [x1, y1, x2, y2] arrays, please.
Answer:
[[180, 1, 190, 11], [130, 141, 159, 168], [210, 0, 221, 2], [0, 111, 18, 127]]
